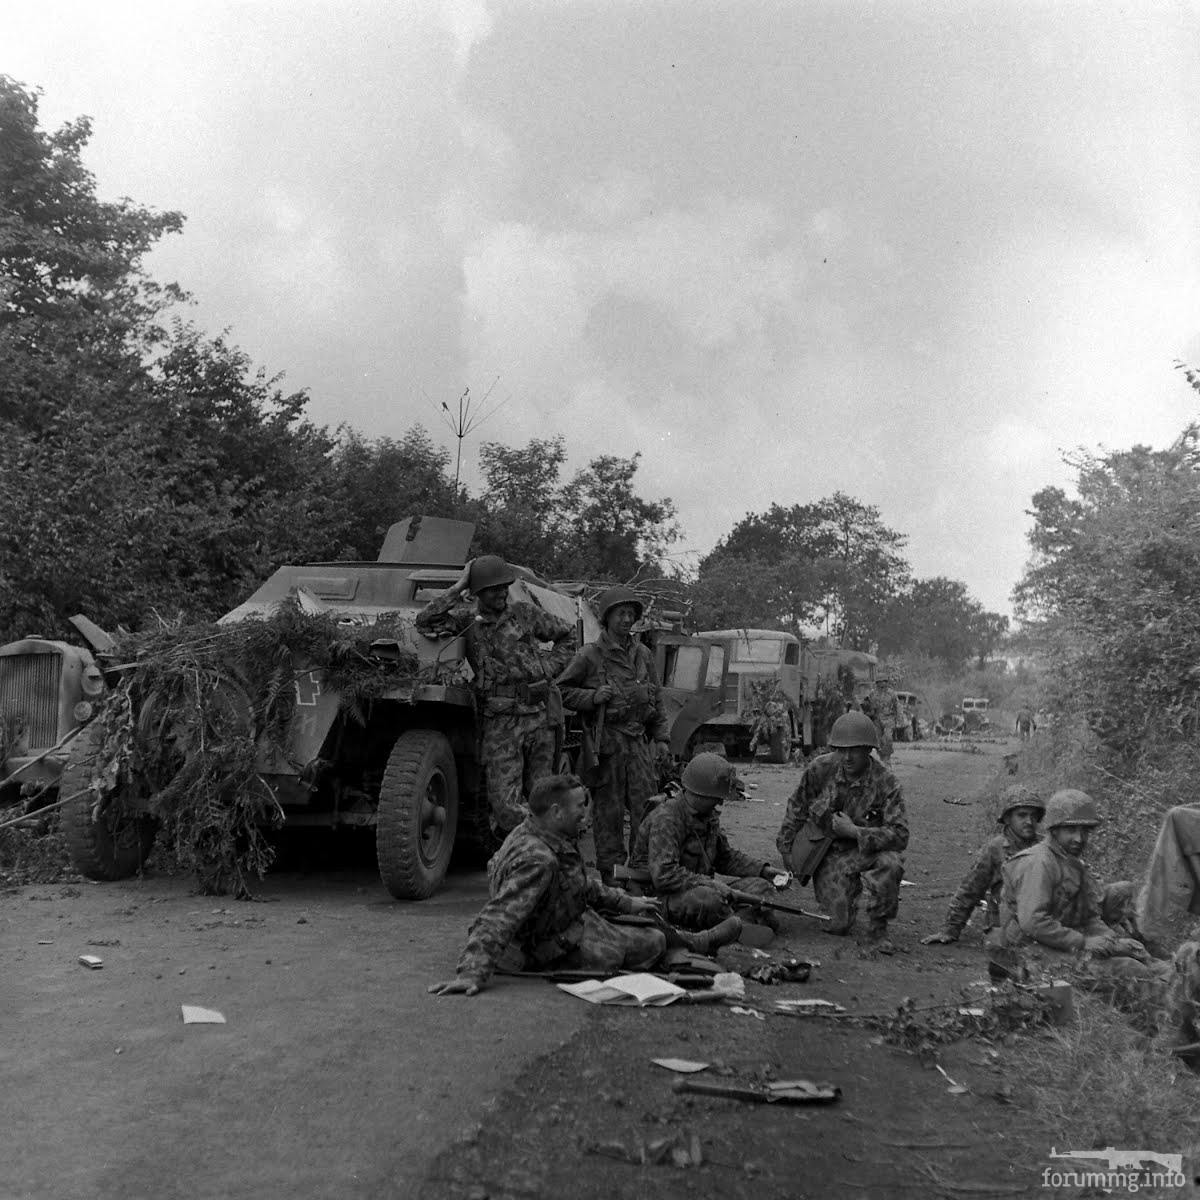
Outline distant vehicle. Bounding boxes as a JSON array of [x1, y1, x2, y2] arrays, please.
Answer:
[[961, 697, 991, 731], [686, 629, 877, 760]]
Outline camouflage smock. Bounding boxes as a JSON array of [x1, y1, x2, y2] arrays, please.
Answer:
[[941, 826, 1035, 937], [557, 630, 669, 747], [415, 592, 574, 717], [631, 793, 768, 895], [776, 752, 909, 860], [456, 818, 635, 984], [872, 686, 901, 728], [998, 838, 1113, 953]]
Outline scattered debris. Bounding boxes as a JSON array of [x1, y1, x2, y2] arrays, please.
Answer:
[[935, 1063, 969, 1094], [180, 1005, 226, 1024], [586, 1130, 703, 1168], [710, 972, 746, 1000], [745, 957, 813, 985], [672, 1077, 841, 1105], [900, 880, 916, 887], [650, 1058, 709, 1074], [78, 955, 103, 969], [773, 998, 846, 1017], [941, 796, 971, 806], [729, 1006, 766, 1021]]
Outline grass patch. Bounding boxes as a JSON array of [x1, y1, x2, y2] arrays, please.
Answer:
[[1007, 992, 1200, 1164]]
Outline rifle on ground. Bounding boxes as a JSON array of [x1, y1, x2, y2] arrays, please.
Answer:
[[727, 890, 831, 923]]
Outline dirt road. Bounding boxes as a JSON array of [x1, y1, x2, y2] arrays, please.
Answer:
[[5, 739, 1040, 1199]]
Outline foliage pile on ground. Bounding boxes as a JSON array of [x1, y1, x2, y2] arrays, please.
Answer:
[[84, 600, 434, 896], [0, 811, 72, 886]]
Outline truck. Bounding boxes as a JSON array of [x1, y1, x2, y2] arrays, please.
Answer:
[[41, 516, 602, 900], [683, 629, 878, 762]]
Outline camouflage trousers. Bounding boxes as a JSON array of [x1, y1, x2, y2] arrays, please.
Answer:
[[874, 721, 893, 760], [551, 909, 666, 973], [812, 844, 904, 934], [480, 710, 557, 834], [664, 876, 778, 932], [592, 729, 657, 875]]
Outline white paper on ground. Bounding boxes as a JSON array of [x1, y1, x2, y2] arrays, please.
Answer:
[[556, 973, 686, 1007], [650, 1058, 710, 1073], [181, 1005, 227, 1024]]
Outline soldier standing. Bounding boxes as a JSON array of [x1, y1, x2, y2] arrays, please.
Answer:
[[996, 789, 1169, 985], [1015, 706, 1037, 741], [557, 587, 670, 882], [415, 555, 575, 835], [921, 784, 1043, 944], [631, 752, 778, 935], [776, 711, 908, 952], [428, 774, 667, 995], [869, 674, 900, 760]]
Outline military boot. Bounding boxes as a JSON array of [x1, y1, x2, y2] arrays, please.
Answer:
[[860, 920, 896, 956], [672, 916, 743, 956]]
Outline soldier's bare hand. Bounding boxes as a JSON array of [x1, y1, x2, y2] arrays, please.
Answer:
[[626, 897, 662, 917], [830, 812, 859, 839], [1082, 934, 1118, 957], [593, 685, 615, 705], [452, 562, 473, 595], [428, 977, 482, 996], [921, 932, 956, 945]]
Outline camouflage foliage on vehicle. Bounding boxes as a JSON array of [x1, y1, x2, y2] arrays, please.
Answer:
[[82, 599, 436, 896]]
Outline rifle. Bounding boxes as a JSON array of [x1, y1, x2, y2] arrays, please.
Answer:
[[727, 889, 831, 923], [497, 967, 718, 989]]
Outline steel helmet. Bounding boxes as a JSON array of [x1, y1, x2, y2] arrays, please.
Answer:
[[1042, 788, 1101, 829], [828, 711, 879, 749], [468, 555, 516, 592], [594, 586, 645, 624], [993, 784, 1045, 824], [681, 752, 737, 800]]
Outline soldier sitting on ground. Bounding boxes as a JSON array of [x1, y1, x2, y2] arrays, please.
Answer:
[[921, 785, 1044, 945], [994, 789, 1171, 988], [629, 752, 779, 936], [776, 711, 908, 953], [429, 774, 666, 996]]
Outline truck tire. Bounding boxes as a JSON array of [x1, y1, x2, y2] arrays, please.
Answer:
[[766, 728, 789, 764], [60, 721, 157, 881], [377, 730, 459, 900]]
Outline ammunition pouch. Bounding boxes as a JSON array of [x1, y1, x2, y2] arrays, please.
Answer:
[[790, 819, 835, 886], [490, 680, 550, 706]]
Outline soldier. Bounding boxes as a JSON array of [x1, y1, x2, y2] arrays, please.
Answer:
[[1015, 706, 1037, 741], [869, 674, 900, 760], [428, 774, 666, 995], [920, 784, 1044, 945], [630, 752, 778, 934], [995, 789, 1170, 986], [557, 586, 670, 882], [415, 555, 575, 835], [776, 711, 908, 952]]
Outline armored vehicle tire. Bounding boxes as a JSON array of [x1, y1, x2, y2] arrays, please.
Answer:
[[377, 730, 460, 900], [766, 728, 789, 764], [60, 721, 158, 880]]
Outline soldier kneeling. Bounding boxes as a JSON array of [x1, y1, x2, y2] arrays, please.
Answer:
[[429, 774, 666, 996], [629, 752, 778, 937]]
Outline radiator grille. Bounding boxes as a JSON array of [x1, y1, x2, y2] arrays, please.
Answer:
[[0, 652, 62, 750]]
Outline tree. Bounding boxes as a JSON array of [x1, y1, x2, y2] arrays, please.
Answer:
[[876, 577, 1009, 669], [699, 492, 910, 646], [1013, 424, 1200, 756]]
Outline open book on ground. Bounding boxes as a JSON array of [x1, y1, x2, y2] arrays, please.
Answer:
[[556, 973, 687, 1007]]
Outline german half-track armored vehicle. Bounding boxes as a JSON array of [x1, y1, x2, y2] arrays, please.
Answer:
[[52, 516, 598, 899]]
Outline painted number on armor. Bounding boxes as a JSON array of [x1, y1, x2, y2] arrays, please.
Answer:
[[295, 671, 322, 707]]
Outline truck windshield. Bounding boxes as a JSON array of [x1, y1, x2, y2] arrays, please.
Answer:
[[731, 639, 787, 665], [667, 645, 705, 691]]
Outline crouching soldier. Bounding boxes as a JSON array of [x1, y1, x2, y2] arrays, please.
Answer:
[[630, 753, 778, 936], [776, 711, 908, 952], [996, 789, 1170, 988], [921, 785, 1043, 945], [429, 775, 668, 996]]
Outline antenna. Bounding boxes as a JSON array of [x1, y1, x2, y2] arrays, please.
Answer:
[[438, 378, 508, 496]]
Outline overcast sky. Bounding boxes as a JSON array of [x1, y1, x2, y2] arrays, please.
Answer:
[[7, 1, 1200, 613]]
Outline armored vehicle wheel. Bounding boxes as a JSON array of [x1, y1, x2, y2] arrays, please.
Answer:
[[766, 728, 789, 764], [60, 721, 157, 881], [377, 730, 460, 900]]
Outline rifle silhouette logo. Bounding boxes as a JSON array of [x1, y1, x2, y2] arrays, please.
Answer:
[[1048, 1147, 1183, 1175]]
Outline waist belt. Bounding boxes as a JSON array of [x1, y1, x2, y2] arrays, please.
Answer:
[[489, 681, 550, 704]]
